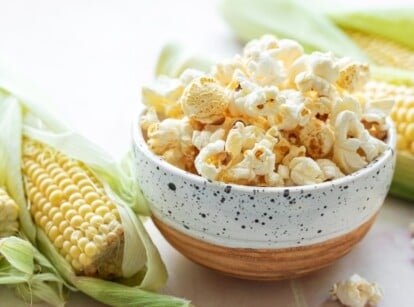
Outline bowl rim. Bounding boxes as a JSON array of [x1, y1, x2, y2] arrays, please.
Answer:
[[132, 106, 396, 194]]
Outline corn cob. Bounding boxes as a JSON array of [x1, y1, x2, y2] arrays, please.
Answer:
[[364, 81, 414, 155], [345, 29, 414, 71], [22, 138, 124, 279], [0, 187, 19, 238], [363, 81, 414, 201]]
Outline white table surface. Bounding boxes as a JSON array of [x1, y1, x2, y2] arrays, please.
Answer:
[[0, 0, 413, 306]]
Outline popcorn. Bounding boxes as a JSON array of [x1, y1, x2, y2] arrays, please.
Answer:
[[195, 140, 229, 180], [298, 118, 334, 159], [146, 117, 193, 156], [276, 90, 311, 130], [213, 55, 246, 86], [179, 68, 207, 86], [271, 39, 304, 70], [181, 76, 229, 124], [332, 95, 363, 122], [221, 138, 282, 186], [333, 111, 387, 174], [192, 128, 226, 151], [362, 98, 394, 131], [336, 57, 370, 92], [288, 52, 339, 90], [295, 71, 337, 98], [289, 157, 324, 185], [244, 35, 303, 68], [245, 47, 285, 86], [316, 159, 344, 180], [225, 121, 266, 154], [233, 79, 284, 117], [330, 274, 383, 307], [308, 52, 340, 83], [142, 76, 184, 117], [141, 35, 392, 186], [140, 107, 159, 130]]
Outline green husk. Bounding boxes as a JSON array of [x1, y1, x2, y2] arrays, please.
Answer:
[[370, 66, 414, 86], [326, 7, 414, 50], [0, 59, 190, 306], [0, 236, 67, 307], [220, 0, 369, 61], [390, 153, 414, 201], [156, 43, 213, 77]]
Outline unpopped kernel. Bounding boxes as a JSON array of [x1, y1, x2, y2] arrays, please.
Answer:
[[141, 35, 392, 186]]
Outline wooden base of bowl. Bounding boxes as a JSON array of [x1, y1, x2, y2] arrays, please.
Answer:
[[153, 213, 378, 280]]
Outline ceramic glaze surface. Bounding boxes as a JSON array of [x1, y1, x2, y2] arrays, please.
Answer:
[[133, 114, 396, 249]]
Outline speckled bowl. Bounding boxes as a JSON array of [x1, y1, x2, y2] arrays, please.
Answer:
[[132, 111, 396, 280]]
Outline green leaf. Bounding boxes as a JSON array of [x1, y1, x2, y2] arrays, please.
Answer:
[[156, 43, 213, 77], [220, 0, 369, 61], [370, 65, 414, 86], [73, 277, 191, 307], [0, 237, 34, 275], [327, 8, 414, 50], [389, 152, 414, 201]]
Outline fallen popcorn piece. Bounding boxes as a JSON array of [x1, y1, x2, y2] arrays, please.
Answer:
[[330, 274, 383, 307]]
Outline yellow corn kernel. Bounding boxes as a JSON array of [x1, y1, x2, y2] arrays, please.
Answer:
[[363, 81, 414, 155], [346, 29, 414, 70], [22, 138, 124, 279], [0, 188, 19, 237]]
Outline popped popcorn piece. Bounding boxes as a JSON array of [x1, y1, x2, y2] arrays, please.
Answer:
[[306, 96, 332, 117], [213, 55, 246, 86], [274, 90, 311, 130], [140, 107, 159, 130], [332, 95, 363, 123], [333, 111, 387, 174], [288, 52, 339, 87], [181, 76, 229, 124], [243, 34, 280, 58], [298, 118, 334, 159], [316, 159, 344, 180], [271, 39, 304, 70], [281, 145, 306, 166], [162, 147, 194, 172], [362, 98, 394, 132], [142, 76, 184, 117], [221, 139, 281, 186], [179, 68, 207, 86], [146, 117, 193, 155], [277, 164, 290, 181], [336, 57, 370, 92], [243, 35, 304, 69], [330, 274, 383, 307], [309, 52, 340, 83], [295, 71, 337, 98], [289, 157, 324, 185], [194, 140, 229, 180], [225, 121, 266, 153], [192, 128, 226, 151], [231, 71, 284, 117], [245, 47, 285, 86]]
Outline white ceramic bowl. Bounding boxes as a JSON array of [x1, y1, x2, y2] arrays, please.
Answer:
[[132, 111, 396, 280]]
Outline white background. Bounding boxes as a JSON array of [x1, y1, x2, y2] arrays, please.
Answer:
[[0, 0, 414, 306]]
